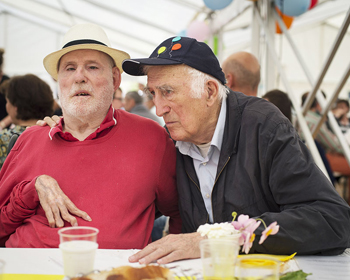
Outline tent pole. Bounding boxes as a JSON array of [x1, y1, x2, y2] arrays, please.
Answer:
[[312, 63, 350, 148], [301, 7, 350, 116], [254, 4, 330, 179], [273, 6, 350, 166], [251, 1, 260, 58], [264, 0, 276, 92]]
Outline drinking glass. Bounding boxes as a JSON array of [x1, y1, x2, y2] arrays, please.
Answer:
[[200, 238, 240, 280], [58, 226, 99, 278], [236, 255, 281, 280]]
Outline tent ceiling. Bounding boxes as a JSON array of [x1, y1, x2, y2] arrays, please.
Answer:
[[0, 0, 349, 93], [0, 0, 210, 57], [2, 0, 348, 58]]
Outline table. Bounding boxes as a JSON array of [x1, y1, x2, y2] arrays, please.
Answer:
[[0, 248, 349, 279], [0, 248, 202, 280]]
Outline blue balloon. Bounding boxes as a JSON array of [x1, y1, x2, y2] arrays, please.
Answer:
[[274, 0, 311, 17], [178, 29, 187, 37], [203, 0, 233, 11]]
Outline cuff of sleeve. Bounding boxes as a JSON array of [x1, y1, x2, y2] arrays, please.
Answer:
[[21, 178, 40, 209]]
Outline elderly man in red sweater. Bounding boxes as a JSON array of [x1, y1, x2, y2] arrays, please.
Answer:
[[0, 23, 181, 248]]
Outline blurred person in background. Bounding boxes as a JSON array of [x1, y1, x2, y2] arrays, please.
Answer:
[[301, 92, 344, 155], [262, 89, 292, 122], [0, 48, 12, 131], [333, 99, 350, 134], [301, 92, 350, 184], [53, 100, 63, 116], [143, 93, 165, 126], [0, 74, 54, 168], [123, 90, 162, 125], [112, 87, 124, 109], [221, 51, 260, 97]]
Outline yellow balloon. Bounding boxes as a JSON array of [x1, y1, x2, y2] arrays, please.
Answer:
[[157, 46, 166, 55]]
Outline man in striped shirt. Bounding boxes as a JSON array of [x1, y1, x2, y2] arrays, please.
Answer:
[[301, 92, 350, 177]]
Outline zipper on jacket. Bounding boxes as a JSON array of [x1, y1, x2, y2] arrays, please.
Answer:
[[211, 156, 231, 222], [186, 170, 209, 224]]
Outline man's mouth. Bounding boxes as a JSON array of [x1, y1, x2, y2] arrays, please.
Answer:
[[74, 91, 90, 97], [165, 121, 176, 126]]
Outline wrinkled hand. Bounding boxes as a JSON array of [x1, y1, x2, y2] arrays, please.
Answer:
[[129, 232, 206, 265], [35, 175, 92, 228], [36, 115, 62, 128]]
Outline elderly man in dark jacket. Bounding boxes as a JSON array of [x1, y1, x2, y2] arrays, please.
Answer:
[[121, 36, 350, 265]]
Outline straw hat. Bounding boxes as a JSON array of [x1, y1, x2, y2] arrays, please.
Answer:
[[43, 23, 130, 80]]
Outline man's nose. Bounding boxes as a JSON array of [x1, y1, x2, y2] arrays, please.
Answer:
[[74, 67, 87, 83], [153, 93, 170, 117]]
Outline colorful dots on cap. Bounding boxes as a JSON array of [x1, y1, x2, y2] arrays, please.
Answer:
[[157, 46, 167, 55], [157, 37, 183, 57], [172, 36, 181, 42], [171, 37, 182, 50], [172, 43, 181, 50]]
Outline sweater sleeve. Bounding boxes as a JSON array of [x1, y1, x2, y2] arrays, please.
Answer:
[[0, 179, 40, 246], [250, 122, 350, 255], [154, 133, 182, 234]]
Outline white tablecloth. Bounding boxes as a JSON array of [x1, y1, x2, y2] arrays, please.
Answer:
[[0, 248, 202, 278], [1, 248, 350, 279]]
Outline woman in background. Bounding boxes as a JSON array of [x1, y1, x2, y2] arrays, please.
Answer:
[[0, 74, 54, 168]]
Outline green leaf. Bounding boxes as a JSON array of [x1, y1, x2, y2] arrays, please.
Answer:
[[280, 270, 312, 280]]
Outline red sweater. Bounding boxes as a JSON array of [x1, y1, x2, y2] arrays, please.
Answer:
[[0, 107, 181, 248]]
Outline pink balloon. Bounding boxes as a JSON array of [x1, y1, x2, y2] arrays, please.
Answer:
[[187, 21, 211, 42]]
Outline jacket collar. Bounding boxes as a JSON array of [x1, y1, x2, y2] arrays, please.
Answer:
[[218, 89, 243, 165]]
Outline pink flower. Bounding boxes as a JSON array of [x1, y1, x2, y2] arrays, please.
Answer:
[[231, 213, 279, 254], [259, 221, 280, 244], [232, 214, 261, 251], [242, 231, 256, 254], [232, 214, 251, 245]]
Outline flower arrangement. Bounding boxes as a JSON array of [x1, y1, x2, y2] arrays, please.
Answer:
[[231, 212, 279, 254], [197, 212, 279, 254]]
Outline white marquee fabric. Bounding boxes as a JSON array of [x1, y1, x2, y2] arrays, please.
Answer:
[[0, 0, 349, 98]]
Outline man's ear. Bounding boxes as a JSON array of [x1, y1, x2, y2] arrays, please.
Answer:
[[206, 80, 219, 107], [112, 67, 122, 91]]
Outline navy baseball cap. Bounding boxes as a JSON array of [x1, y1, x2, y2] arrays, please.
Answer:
[[122, 36, 226, 85]]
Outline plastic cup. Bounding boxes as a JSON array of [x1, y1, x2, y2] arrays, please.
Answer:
[[58, 226, 99, 278], [236, 255, 281, 280], [200, 238, 240, 280], [0, 260, 5, 280]]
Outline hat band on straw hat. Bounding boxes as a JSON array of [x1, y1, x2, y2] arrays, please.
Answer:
[[43, 23, 130, 80], [63, 39, 107, 49]]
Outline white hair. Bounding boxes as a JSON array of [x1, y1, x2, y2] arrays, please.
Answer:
[[143, 65, 228, 100], [184, 65, 228, 100]]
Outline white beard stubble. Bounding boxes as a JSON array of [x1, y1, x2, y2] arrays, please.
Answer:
[[59, 83, 113, 120]]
